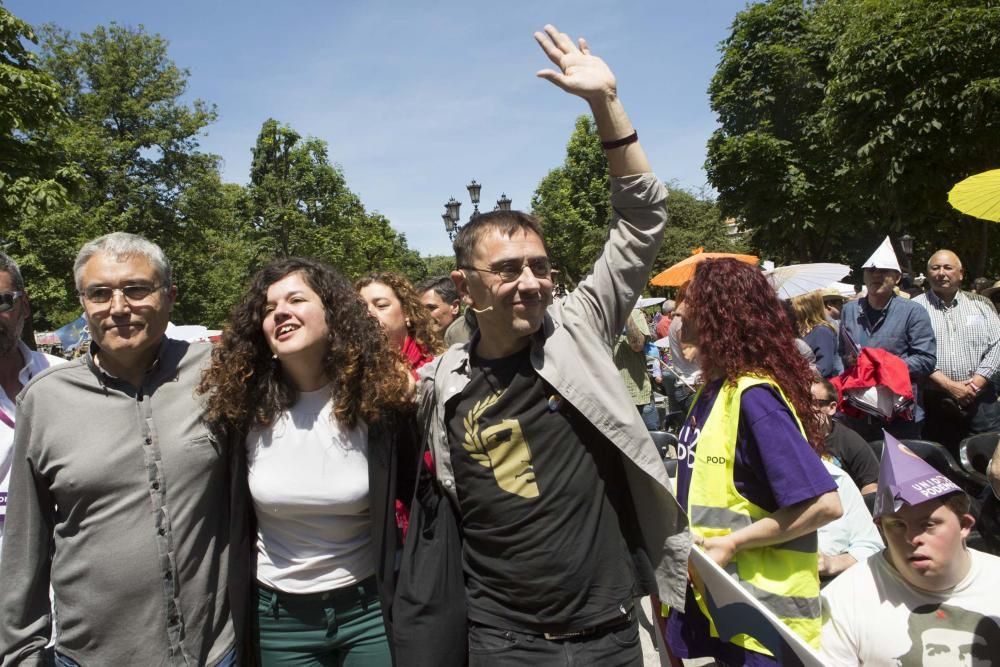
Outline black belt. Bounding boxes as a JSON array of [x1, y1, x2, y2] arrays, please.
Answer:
[[540, 605, 634, 641]]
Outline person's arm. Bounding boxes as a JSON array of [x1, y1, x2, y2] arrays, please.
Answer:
[[807, 327, 837, 378], [536, 25, 667, 344], [818, 553, 858, 578], [900, 306, 936, 380], [535, 24, 650, 178], [819, 468, 882, 578], [0, 400, 56, 664], [928, 369, 977, 405], [700, 491, 842, 567], [972, 302, 1000, 391]]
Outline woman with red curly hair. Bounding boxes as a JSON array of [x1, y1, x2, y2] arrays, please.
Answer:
[[665, 258, 842, 666]]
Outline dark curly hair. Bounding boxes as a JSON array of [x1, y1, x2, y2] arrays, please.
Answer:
[[687, 258, 822, 449], [198, 257, 413, 432], [355, 272, 443, 355]]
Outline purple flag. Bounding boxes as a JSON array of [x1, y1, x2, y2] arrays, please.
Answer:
[[873, 431, 961, 518]]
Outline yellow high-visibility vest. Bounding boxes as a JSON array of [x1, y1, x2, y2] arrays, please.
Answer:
[[687, 375, 822, 654]]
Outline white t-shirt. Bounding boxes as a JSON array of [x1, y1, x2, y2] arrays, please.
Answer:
[[246, 386, 374, 593], [820, 548, 1000, 666], [0, 342, 65, 554], [818, 460, 883, 566]]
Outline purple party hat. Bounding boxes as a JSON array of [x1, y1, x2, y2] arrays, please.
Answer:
[[873, 431, 962, 518]]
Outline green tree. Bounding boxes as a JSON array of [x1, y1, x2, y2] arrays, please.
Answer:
[[707, 0, 1000, 274], [0, 4, 74, 224], [654, 185, 747, 277], [0, 2, 79, 339], [534, 115, 743, 286], [246, 118, 420, 279], [6, 22, 244, 329], [531, 116, 612, 286], [421, 255, 458, 278], [706, 0, 841, 265]]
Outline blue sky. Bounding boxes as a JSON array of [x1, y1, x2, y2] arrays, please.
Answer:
[[11, 0, 751, 256]]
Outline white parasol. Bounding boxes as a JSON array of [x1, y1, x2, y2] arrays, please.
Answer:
[[766, 263, 851, 300]]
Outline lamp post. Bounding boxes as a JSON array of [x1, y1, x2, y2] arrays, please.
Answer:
[[899, 233, 914, 279], [442, 181, 512, 241]]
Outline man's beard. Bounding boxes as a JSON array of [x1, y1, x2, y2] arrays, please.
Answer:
[[0, 323, 20, 357]]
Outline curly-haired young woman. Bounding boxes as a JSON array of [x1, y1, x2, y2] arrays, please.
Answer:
[[665, 258, 842, 666], [356, 273, 442, 378], [199, 257, 416, 667]]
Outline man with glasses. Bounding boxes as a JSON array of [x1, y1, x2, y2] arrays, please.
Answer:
[[417, 25, 688, 666], [0, 233, 240, 666], [0, 253, 64, 566], [811, 378, 880, 501]]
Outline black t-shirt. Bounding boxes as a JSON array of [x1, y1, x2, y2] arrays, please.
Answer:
[[445, 347, 636, 632], [826, 420, 880, 489]]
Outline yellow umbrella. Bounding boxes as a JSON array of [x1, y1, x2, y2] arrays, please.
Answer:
[[650, 248, 759, 287], [948, 169, 1000, 222]]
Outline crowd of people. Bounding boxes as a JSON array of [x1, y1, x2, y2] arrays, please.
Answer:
[[0, 23, 997, 667]]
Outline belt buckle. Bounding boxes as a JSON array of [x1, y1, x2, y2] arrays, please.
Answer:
[[543, 628, 588, 641]]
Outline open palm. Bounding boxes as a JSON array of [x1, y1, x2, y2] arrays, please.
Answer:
[[534, 24, 616, 102]]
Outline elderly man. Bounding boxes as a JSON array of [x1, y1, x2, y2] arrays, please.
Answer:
[[913, 249, 1000, 454], [838, 237, 936, 441], [0, 254, 64, 564], [820, 435, 1000, 664], [416, 25, 688, 665], [0, 233, 240, 666]]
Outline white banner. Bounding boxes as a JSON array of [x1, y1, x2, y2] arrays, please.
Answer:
[[689, 547, 824, 667]]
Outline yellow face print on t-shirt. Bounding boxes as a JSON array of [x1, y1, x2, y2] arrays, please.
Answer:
[[462, 393, 539, 499]]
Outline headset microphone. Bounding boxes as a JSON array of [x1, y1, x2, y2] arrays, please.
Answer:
[[470, 305, 494, 314]]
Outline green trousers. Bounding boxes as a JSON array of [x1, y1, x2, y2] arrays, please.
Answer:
[[255, 576, 392, 667]]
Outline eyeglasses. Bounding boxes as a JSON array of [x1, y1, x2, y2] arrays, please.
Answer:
[[80, 284, 163, 304], [0, 291, 23, 313], [460, 258, 553, 283]]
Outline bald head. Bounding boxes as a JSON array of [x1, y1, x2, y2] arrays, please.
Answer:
[[927, 249, 964, 301]]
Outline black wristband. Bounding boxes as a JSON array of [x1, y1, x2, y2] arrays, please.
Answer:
[[601, 130, 638, 150]]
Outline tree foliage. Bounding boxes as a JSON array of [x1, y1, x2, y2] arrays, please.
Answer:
[[0, 4, 75, 223], [1, 9, 425, 331], [707, 0, 1000, 275], [246, 117, 421, 280], [6, 21, 238, 328]]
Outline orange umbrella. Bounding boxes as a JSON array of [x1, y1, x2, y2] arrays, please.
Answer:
[[650, 248, 759, 287]]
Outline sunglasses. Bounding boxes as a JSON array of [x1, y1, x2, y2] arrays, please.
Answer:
[[0, 291, 23, 314]]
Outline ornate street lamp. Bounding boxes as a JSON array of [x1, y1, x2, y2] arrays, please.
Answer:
[[467, 180, 482, 220], [441, 180, 511, 241], [899, 233, 914, 277]]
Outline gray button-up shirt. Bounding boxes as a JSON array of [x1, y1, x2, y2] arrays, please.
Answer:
[[0, 339, 235, 666], [913, 289, 1000, 384]]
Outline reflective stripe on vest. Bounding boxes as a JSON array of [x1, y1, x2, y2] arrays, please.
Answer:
[[687, 375, 822, 654]]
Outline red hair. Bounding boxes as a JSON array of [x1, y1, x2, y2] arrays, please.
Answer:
[[687, 258, 822, 450]]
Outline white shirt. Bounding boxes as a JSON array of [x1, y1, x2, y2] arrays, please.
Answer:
[[246, 386, 374, 593], [820, 548, 1000, 665], [818, 460, 883, 566], [0, 341, 66, 522]]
